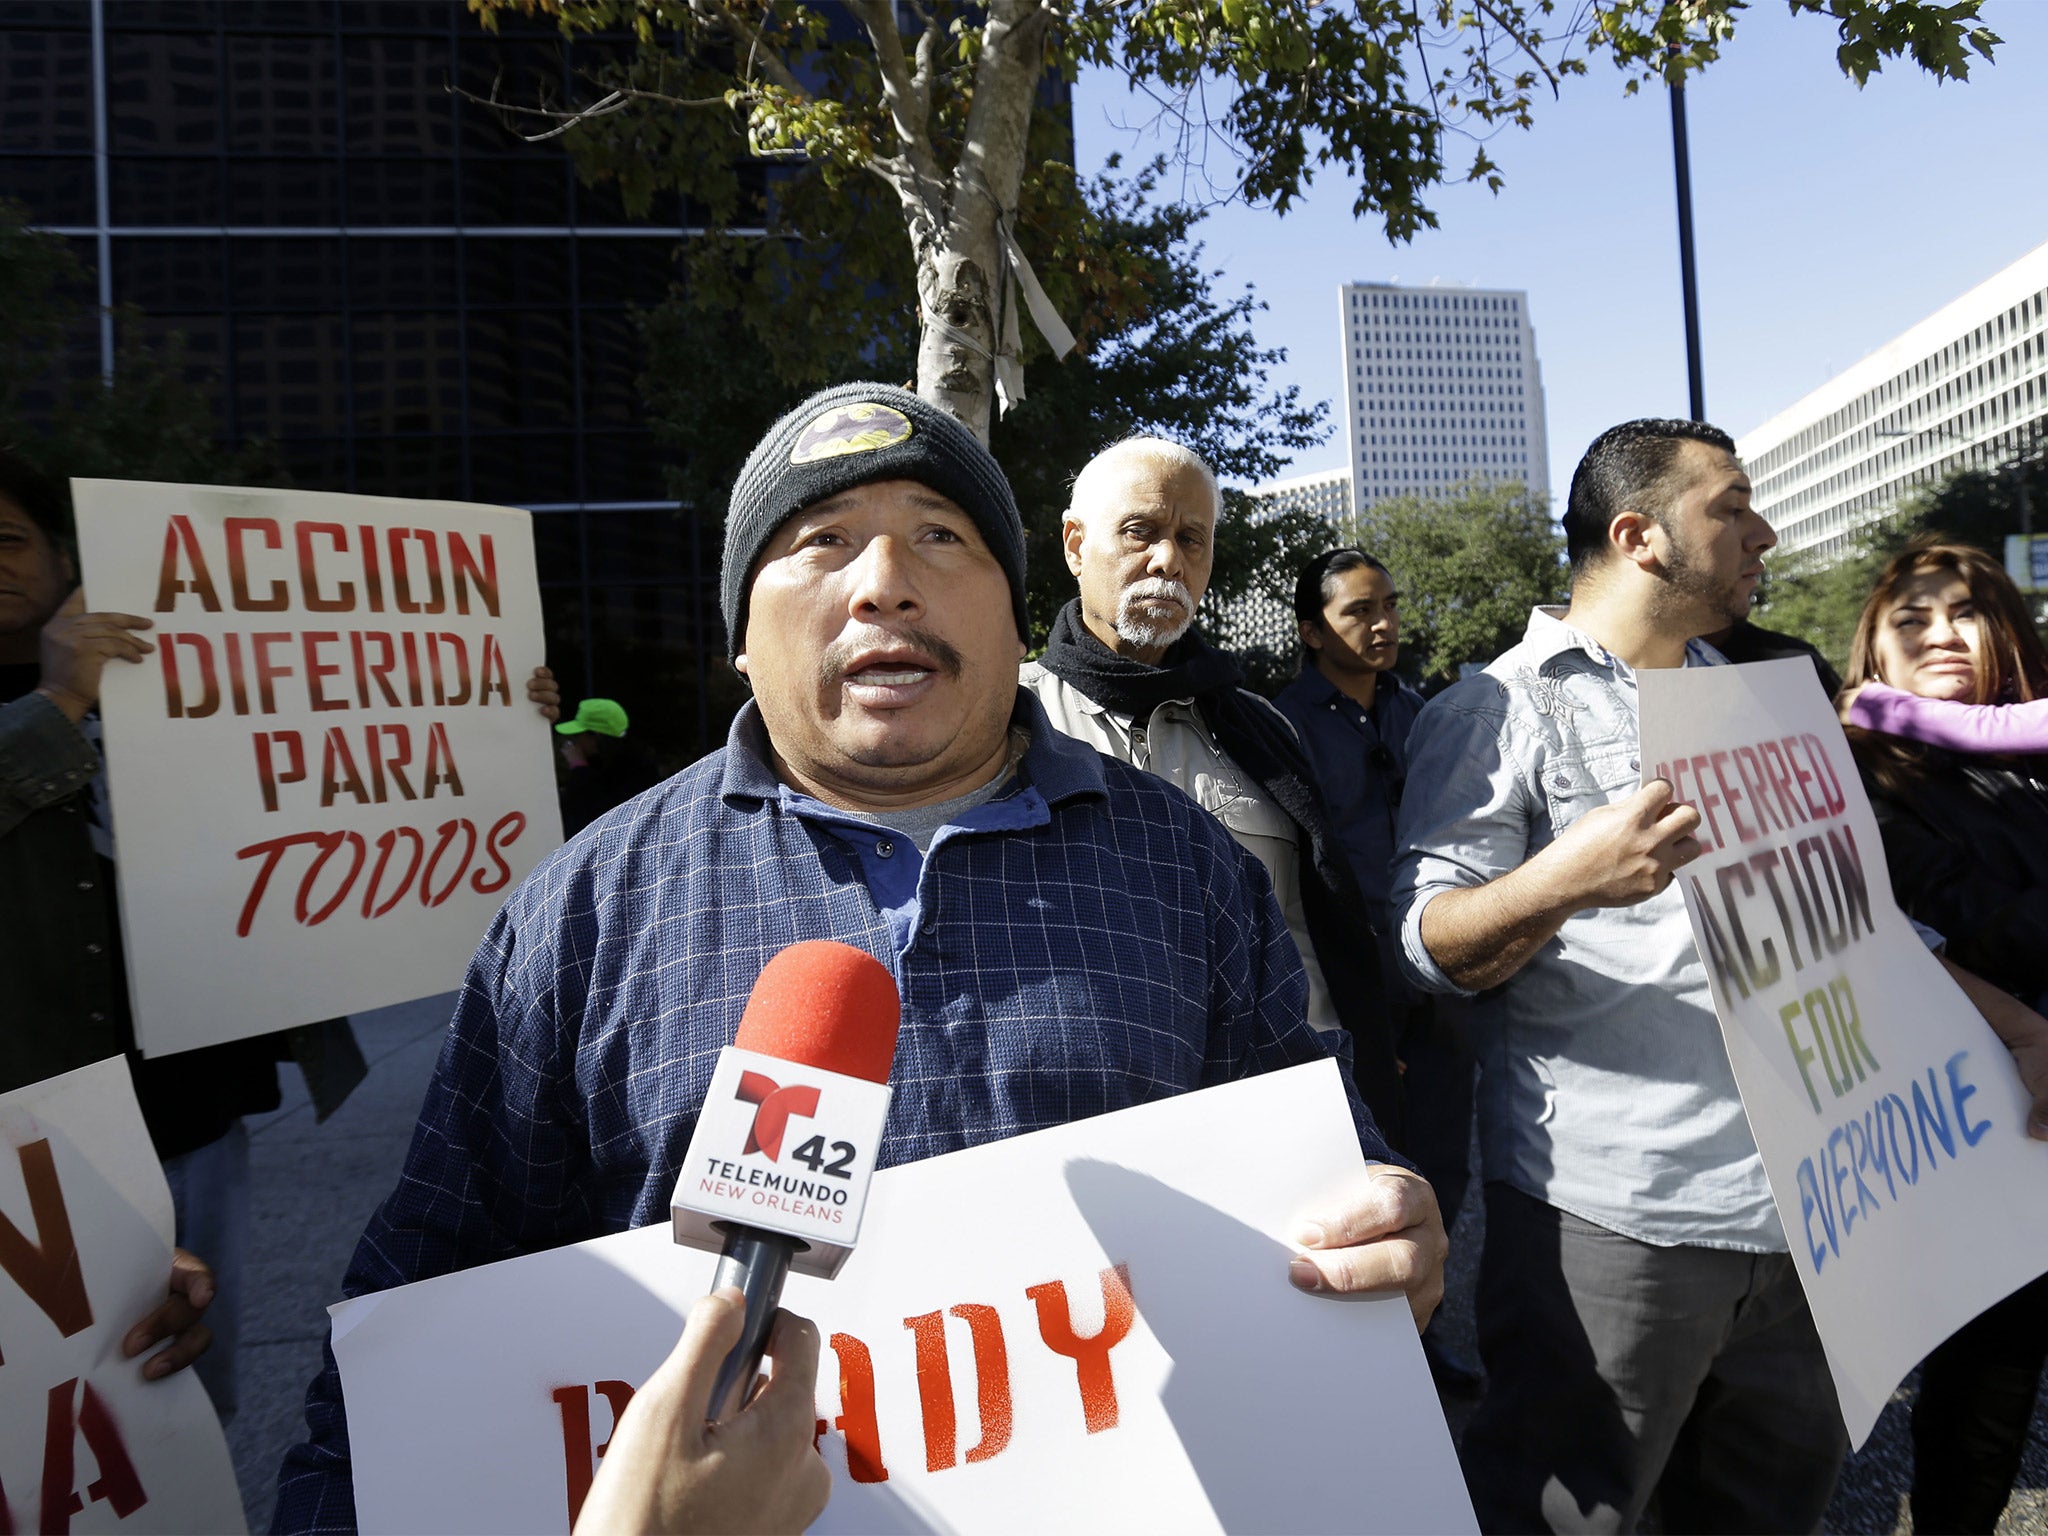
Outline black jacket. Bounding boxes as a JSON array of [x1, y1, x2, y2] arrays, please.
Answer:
[[1859, 746, 2048, 1002]]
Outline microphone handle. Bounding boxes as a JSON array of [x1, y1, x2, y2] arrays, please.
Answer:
[[706, 1226, 802, 1421]]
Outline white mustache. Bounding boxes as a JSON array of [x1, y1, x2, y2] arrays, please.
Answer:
[[1119, 578, 1192, 615]]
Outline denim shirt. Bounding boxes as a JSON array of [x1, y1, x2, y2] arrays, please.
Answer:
[[1392, 608, 1784, 1251], [1272, 667, 1426, 923]]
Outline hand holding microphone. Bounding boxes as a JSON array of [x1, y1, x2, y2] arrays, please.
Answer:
[[571, 1287, 831, 1536]]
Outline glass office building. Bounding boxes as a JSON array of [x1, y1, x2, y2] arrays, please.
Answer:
[[1, 0, 756, 764]]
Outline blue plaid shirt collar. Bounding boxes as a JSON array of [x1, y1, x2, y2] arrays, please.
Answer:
[[716, 688, 1112, 813]]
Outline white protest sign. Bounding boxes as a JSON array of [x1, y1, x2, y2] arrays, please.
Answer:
[[72, 481, 564, 1056], [1639, 657, 2048, 1446], [334, 1060, 1475, 1535], [0, 1058, 246, 1534]]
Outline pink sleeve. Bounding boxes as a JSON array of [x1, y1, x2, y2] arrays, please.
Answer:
[[1848, 680, 2048, 754]]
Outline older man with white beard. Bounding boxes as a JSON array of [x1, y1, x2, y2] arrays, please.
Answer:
[[1021, 438, 1403, 1140]]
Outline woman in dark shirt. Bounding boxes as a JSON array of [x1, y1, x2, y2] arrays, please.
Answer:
[[1841, 538, 2048, 1533]]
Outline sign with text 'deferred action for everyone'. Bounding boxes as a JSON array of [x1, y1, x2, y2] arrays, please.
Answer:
[[73, 481, 563, 1057], [0, 1058, 246, 1535], [334, 1060, 1477, 1536], [1639, 658, 2048, 1448]]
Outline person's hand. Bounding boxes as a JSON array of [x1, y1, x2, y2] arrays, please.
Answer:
[[574, 1288, 831, 1536], [1287, 1165, 1447, 1331], [1537, 778, 1703, 909], [1836, 683, 1864, 724], [122, 1247, 214, 1381], [36, 588, 153, 722], [527, 664, 562, 724], [1940, 957, 2048, 1140]]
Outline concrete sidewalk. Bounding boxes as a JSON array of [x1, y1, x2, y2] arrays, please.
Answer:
[[228, 993, 454, 1534]]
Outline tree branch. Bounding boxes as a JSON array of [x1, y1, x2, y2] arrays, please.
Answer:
[[848, 0, 948, 227], [697, 0, 808, 98], [1469, 0, 1563, 96], [447, 76, 735, 145], [953, 0, 1052, 230]]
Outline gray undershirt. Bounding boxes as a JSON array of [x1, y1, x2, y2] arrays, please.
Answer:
[[836, 728, 1028, 851]]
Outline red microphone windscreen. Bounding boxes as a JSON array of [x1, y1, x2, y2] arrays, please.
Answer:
[[734, 941, 901, 1085]]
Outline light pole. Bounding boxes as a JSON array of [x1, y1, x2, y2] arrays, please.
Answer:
[[1668, 52, 1705, 422]]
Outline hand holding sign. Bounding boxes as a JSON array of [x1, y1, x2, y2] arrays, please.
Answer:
[[526, 664, 562, 724], [573, 1288, 831, 1536], [1940, 957, 2048, 1140], [1545, 779, 1704, 908], [121, 1246, 216, 1380], [36, 587, 154, 721], [1288, 1164, 1447, 1329]]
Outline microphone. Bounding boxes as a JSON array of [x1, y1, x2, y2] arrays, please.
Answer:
[[670, 940, 901, 1420]]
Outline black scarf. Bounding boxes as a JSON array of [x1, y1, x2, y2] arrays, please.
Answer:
[[1036, 600, 1404, 1143]]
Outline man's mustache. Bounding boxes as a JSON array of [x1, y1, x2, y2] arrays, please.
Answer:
[[820, 626, 965, 687], [1121, 577, 1193, 613]]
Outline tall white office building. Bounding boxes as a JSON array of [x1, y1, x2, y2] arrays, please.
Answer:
[[1252, 465, 1353, 527], [1739, 239, 2048, 559], [1340, 281, 1550, 513]]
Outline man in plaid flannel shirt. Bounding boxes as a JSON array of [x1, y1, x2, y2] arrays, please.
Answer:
[[273, 384, 1443, 1532]]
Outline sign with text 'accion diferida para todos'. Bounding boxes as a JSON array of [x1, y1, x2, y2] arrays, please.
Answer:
[[333, 1060, 1477, 1536], [1638, 658, 2048, 1447], [73, 481, 562, 1058], [0, 1058, 246, 1534]]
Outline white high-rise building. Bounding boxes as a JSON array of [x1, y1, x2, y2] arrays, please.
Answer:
[[1340, 281, 1550, 513], [1739, 239, 2048, 559], [1252, 466, 1352, 527]]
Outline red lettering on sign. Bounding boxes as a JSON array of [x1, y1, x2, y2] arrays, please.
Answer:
[[152, 515, 221, 613], [39, 1378, 146, 1534], [363, 826, 426, 917], [478, 634, 512, 707], [472, 812, 526, 895], [296, 522, 354, 612], [0, 1140, 93, 1365], [550, 1381, 636, 1529], [903, 1312, 956, 1472], [159, 633, 220, 720], [235, 812, 529, 934], [448, 531, 500, 618], [225, 517, 288, 611], [389, 528, 445, 615], [829, 1333, 888, 1483], [319, 728, 371, 808], [1027, 1264, 1135, 1435], [903, 1304, 1014, 1473]]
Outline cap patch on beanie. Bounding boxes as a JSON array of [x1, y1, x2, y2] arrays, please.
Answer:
[[789, 402, 913, 465]]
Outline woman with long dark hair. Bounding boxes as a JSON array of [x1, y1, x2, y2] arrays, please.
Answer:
[[1841, 538, 2048, 1532]]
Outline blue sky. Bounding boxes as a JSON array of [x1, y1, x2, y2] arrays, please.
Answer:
[[1069, 0, 2048, 501]]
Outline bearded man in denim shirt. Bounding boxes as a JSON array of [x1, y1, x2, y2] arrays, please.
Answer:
[[274, 384, 1446, 1533], [1393, 420, 1821, 1532], [1394, 420, 2048, 1533]]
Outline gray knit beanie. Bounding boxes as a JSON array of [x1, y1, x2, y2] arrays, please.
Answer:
[[722, 382, 1029, 656]]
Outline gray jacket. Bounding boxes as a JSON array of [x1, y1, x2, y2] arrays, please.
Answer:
[[1020, 661, 1342, 1040]]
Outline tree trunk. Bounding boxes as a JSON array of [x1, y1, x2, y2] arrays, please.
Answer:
[[909, 0, 1048, 445]]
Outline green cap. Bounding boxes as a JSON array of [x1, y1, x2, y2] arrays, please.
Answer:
[[555, 698, 629, 738]]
